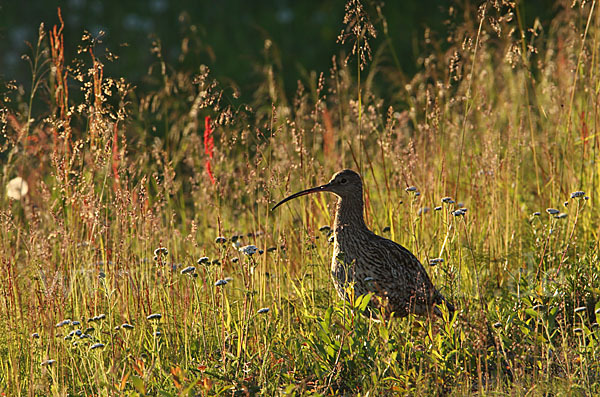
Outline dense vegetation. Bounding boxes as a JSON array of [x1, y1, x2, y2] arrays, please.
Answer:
[[1, 1, 599, 395]]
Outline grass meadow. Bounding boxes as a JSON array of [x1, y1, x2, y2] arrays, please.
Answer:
[[1, 1, 600, 395]]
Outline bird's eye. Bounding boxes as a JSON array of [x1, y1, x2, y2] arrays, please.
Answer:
[[340, 178, 347, 184]]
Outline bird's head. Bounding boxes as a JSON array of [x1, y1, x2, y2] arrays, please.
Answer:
[[272, 169, 363, 210]]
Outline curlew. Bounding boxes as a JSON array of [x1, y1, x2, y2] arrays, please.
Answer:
[[273, 169, 454, 319]]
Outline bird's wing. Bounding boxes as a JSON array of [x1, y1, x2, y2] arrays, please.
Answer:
[[367, 234, 437, 295]]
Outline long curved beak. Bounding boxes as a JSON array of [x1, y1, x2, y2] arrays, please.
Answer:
[[272, 183, 330, 211]]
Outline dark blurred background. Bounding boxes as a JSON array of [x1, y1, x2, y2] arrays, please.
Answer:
[[1, 0, 555, 100]]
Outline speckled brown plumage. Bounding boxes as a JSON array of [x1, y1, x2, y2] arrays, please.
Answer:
[[273, 169, 454, 319]]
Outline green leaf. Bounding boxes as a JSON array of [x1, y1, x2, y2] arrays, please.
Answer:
[[130, 375, 146, 395]]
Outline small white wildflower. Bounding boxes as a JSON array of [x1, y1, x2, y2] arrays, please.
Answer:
[[32, 333, 40, 339], [215, 236, 227, 244], [584, 196, 589, 200], [257, 307, 270, 314], [574, 306, 587, 314], [146, 313, 162, 320], [72, 321, 81, 326], [532, 212, 541, 216], [239, 245, 258, 256], [180, 266, 196, 275], [532, 304, 545, 311], [434, 206, 442, 211], [41, 359, 56, 366], [90, 343, 105, 350], [405, 186, 417, 192], [417, 207, 430, 215], [55, 319, 71, 328], [564, 201, 568, 207], [215, 279, 228, 287], [570, 191, 585, 198], [574, 328, 584, 334], [429, 258, 444, 266], [546, 208, 559, 215], [555, 213, 567, 219], [492, 322, 502, 329], [121, 323, 134, 330], [6, 177, 29, 200], [197, 256, 210, 265], [452, 209, 465, 216], [224, 277, 234, 282], [414, 192, 421, 197], [442, 197, 454, 204]]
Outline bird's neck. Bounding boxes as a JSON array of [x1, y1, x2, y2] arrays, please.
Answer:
[[334, 195, 367, 232]]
